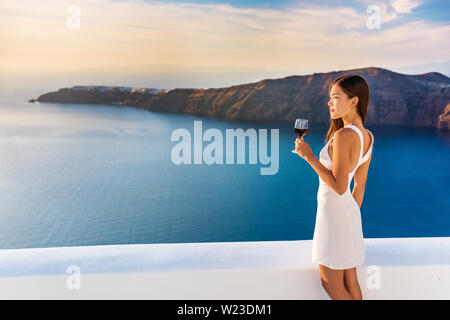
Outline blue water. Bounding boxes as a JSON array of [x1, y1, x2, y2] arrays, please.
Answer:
[[0, 92, 449, 249]]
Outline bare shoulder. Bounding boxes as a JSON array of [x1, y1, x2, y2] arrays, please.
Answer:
[[366, 128, 374, 140], [363, 127, 374, 146], [334, 127, 359, 143]]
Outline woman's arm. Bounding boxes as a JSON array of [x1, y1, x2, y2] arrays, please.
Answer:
[[304, 153, 344, 194], [351, 148, 373, 208], [352, 186, 365, 208], [299, 129, 354, 195]]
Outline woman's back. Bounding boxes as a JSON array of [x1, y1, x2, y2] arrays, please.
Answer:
[[327, 126, 373, 173]]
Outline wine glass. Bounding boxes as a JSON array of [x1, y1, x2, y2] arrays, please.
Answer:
[[292, 119, 308, 153]]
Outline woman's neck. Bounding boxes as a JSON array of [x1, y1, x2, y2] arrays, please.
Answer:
[[342, 115, 363, 127]]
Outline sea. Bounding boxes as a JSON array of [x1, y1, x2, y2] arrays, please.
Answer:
[[0, 86, 449, 249]]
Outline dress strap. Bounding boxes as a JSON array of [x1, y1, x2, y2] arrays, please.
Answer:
[[344, 125, 364, 165], [360, 130, 374, 164]]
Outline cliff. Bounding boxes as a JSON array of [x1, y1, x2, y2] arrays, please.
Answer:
[[437, 103, 450, 130], [35, 67, 450, 129]]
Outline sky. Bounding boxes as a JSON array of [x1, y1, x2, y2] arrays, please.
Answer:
[[0, 0, 449, 89]]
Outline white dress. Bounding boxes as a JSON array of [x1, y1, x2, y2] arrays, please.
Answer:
[[312, 125, 374, 270]]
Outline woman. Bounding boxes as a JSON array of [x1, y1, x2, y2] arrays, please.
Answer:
[[294, 75, 375, 300]]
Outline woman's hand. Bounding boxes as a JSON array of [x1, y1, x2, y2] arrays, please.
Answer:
[[295, 138, 314, 160]]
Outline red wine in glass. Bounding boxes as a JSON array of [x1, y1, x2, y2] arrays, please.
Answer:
[[292, 119, 308, 153], [295, 128, 308, 139]]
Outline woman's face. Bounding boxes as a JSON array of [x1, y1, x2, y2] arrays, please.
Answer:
[[328, 84, 357, 120]]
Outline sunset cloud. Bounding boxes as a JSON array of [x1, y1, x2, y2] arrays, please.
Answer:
[[0, 0, 447, 84], [390, 0, 423, 13]]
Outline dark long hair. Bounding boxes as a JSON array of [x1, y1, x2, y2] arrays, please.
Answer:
[[326, 75, 370, 142]]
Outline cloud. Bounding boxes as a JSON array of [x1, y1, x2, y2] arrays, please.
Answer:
[[390, 0, 423, 13], [0, 0, 447, 80], [357, 0, 425, 22]]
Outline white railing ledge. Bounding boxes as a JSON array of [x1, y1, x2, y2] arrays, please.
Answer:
[[0, 237, 449, 299]]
